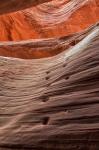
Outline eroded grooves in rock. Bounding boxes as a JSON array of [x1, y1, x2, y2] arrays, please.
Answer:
[[0, 24, 99, 149], [0, 0, 99, 149]]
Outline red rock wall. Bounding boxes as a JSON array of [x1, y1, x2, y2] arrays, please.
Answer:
[[0, 0, 98, 59], [0, 0, 98, 42]]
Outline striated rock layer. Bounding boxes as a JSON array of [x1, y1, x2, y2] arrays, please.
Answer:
[[0, 0, 98, 59], [0, 0, 99, 150], [0, 0, 99, 41], [0, 23, 98, 59], [0, 23, 99, 149]]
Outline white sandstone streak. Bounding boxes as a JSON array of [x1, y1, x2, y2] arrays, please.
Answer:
[[64, 27, 99, 59]]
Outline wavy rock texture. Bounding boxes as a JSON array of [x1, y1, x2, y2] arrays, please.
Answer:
[[0, 0, 99, 41], [0, 0, 99, 58], [0, 0, 99, 150], [0, 23, 97, 59], [0, 24, 99, 149]]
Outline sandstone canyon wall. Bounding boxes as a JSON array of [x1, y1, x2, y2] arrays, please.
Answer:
[[0, 0, 99, 150], [0, 0, 99, 58], [0, 0, 99, 42]]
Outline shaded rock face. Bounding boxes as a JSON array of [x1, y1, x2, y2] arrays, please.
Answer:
[[0, 1, 99, 150], [0, 0, 52, 15]]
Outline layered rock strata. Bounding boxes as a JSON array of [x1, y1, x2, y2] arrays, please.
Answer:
[[0, 0, 99, 150], [0, 24, 99, 149], [0, 0, 99, 41]]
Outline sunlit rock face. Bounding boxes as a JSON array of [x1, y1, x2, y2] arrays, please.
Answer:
[[0, 0, 99, 59], [0, 0, 99, 42]]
